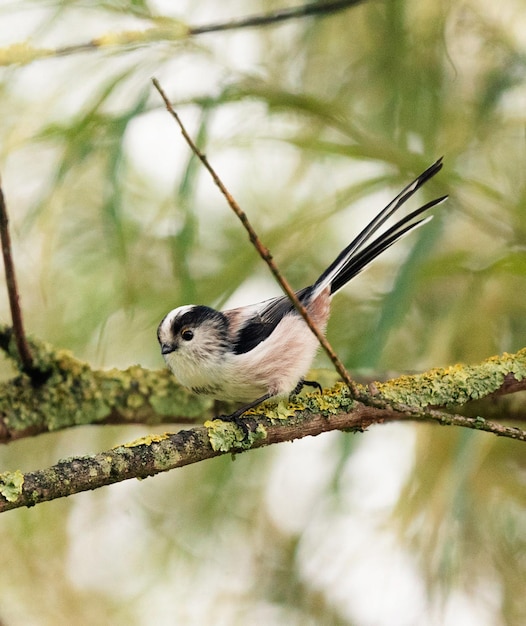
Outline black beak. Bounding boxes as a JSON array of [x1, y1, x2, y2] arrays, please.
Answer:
[[161, 343, 176, 355]]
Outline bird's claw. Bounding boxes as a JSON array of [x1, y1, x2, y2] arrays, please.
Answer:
[[212, 413, 255, 438], [291, 378, 323, 397]]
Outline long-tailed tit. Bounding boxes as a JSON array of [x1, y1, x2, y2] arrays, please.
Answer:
[[158, 158, 446, 419]]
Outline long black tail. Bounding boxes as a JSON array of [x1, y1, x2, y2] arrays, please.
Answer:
[[314, 158, 447, 295]]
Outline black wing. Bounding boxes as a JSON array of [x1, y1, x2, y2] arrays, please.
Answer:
[[231, 287, 313, 355]]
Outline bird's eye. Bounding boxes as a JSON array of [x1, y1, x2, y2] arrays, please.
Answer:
[[181, 328, 194, 341]]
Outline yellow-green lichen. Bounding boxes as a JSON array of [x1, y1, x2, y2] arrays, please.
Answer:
[[376, 349, 526, 408], [94, 19, 188, 47], [0, 470, 24, 502], [205, 419, 267, 452], [1, 322, 523, 441], [309, 382, 356, 414], [0, 343, 111, 433], [121, 433, 170, 448], [0, 43, 53, 67], [246, 382, 356, 422], [257, 400, 299, 421], [0, 324, 213, 436]]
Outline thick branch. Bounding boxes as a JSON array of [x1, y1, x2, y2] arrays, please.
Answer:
[[0, 324, 525, 443], [0, 408, 368, 512], [0, 325, 525, 510], [0, 324, 217, 442], [1, 394, 525, 513]]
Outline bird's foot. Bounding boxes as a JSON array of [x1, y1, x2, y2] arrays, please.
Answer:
[[212, 408, 255, 438], [291, 378, 323, 398], [211, 392, 271, 436]]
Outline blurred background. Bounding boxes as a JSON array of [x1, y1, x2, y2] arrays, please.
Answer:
[[0, 0, 525, 624]]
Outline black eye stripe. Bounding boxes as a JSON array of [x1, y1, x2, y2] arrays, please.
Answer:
[[169, 306, 229, 348]]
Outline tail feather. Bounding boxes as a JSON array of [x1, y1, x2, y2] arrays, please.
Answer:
[[329, 195, 447, 294], [314, 158, 446, 295]]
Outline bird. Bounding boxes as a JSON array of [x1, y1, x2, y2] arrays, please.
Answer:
[[157, 158, 446, 420]]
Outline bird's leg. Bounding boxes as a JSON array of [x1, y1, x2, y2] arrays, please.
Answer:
[[216, 393, 273, 421], [291, 378, 323, 397], [213, 379, 322, 437], [213, 392, 273, 435]]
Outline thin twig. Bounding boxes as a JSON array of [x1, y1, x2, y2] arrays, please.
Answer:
[[189, 0, 367, 35], [152, 78, 359, 396], [0, 177, 34, 373], [423, 406, 526, 440], [52, 1, 367, 58]]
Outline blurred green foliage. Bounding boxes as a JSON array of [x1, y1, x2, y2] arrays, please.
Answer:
[[0, 1, 525, 624]]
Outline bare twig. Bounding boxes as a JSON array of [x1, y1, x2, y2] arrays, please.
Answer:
[[190, 0, 367, 35], [0, 178, 34, 373], [152, 78, 359, 396], [41, 1, 369, 62]]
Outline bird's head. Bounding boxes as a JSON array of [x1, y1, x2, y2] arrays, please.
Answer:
[[157, 305, 229, 368]]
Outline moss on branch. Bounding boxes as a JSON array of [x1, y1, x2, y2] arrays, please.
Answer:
[[0, 324, 214, 441], [0, 324, 525, 445], [0, 324, 525, 512], [375, 349, 526, 407]]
